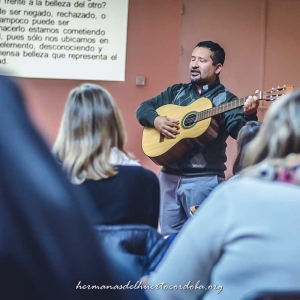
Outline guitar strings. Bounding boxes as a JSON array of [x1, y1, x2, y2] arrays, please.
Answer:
[[183, 95, 250, 125], [184, 85, 289, 123], [182, 88, 288, 125]]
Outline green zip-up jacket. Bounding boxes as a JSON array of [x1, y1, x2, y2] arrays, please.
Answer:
[[136, 79, 258, 177]]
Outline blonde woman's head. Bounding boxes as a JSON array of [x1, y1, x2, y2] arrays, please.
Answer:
[[244, 90, 300, 167], [53, 83, 127, 184]]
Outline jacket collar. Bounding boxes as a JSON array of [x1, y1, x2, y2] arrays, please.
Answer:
[[192, 78, 221, 96]]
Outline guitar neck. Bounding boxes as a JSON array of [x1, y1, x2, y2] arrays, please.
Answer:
[[196, 91, 263, 122]]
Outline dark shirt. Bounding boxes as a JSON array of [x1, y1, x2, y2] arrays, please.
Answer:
[[77, 166, 160, 229], [136, 80, 257, 177]]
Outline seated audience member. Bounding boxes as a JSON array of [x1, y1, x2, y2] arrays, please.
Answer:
[[53, 83, 160, 228], [145, 90, 300, 300], [0, 76, 148, 299], [232, 120, 261, 176]]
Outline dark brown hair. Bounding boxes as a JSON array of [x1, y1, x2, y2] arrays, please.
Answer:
[[232, 121, 261, 175]]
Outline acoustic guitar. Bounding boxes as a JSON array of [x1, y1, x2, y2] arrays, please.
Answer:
[[142, 85, 294, 166]]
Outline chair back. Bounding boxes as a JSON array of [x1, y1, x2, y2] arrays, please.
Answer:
[[95, 224, 170, 277]]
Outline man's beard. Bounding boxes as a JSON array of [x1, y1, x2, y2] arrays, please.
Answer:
[[190, 76, 209, 86]]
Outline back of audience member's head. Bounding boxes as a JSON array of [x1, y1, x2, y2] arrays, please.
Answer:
[[232, 121, 261, 175], [244, 90, 300, 167], [53, 83, 129, 184]]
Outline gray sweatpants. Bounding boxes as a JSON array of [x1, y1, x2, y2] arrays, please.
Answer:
[[158, 172, 224, 236]]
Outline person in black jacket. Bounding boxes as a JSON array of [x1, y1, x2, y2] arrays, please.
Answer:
[[232, 120, 261, 176], [136, 41, 259, 235], [53, 83, 160, 228], [0, 75, 147, 300]]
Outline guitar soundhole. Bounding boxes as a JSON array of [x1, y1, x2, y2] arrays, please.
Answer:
[[182, 113, 197, 128]]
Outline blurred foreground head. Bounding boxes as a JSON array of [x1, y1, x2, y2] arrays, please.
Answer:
[[0, 76, 146, 300], [244, 90, 300, 167]]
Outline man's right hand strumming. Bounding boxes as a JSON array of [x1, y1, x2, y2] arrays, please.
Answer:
[[154, 116, 180, 139]]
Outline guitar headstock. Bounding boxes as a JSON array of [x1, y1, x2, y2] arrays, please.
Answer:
[[261, 85, 294, 101]]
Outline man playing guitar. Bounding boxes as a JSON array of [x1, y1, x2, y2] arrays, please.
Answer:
[[136, 41, 259, 236]]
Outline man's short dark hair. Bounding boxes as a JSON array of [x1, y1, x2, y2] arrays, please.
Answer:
[[195, 41, 225, 66]]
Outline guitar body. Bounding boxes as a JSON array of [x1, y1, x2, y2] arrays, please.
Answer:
[[141, 85, 293, 166], [142, 98, 219, 166]]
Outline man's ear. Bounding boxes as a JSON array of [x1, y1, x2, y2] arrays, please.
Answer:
[[215, 63, 223, 75]]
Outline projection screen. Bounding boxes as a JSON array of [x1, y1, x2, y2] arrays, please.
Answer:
[[0, 0, 129, 81]]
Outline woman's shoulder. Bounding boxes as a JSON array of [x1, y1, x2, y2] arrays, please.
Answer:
[[109, 148, 141, 166], [117, 165, 159, 186], [117, 165, 157, 178]]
